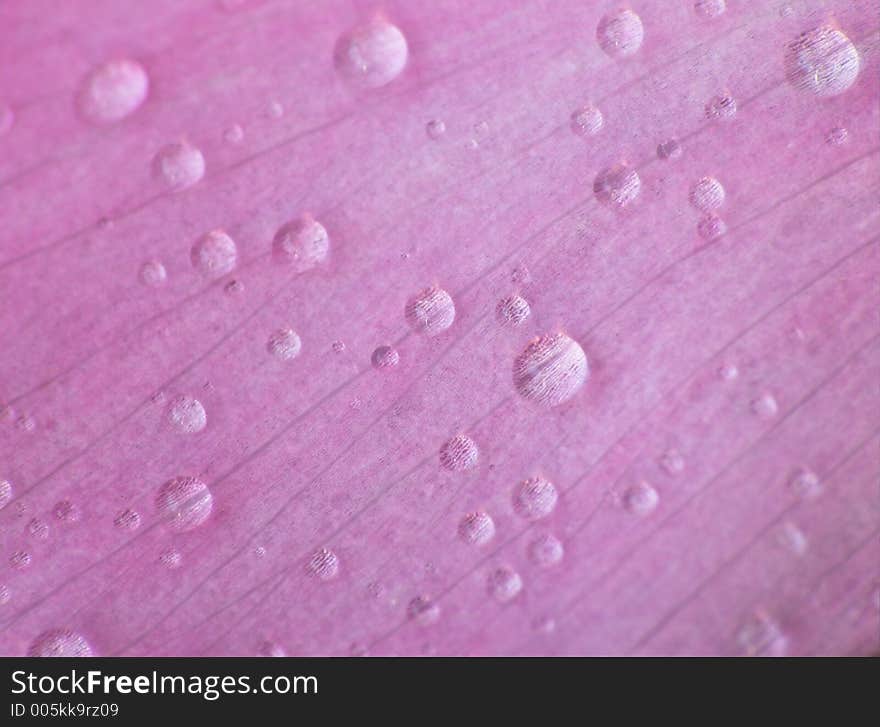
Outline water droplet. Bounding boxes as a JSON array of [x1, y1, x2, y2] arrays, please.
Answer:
[[371, 345, 400, 370], [660, 449, 685, 475], [160, 548, 182, 569], [657, 138, 682, 160], [570, 104, 603, 137], [784, 27, 860, 97], [458, 511, 496, 546], [49, 501, 78, 524], [777, 521, 808, 556], [0, 584, 9, 605], [405, 285, 456, 336], [694, 0, 726, 18], [165, 395, 207, 434], [267, 100, 284, 118], [139, 260, 167, 287], [689, 176, 725, 211], [0, 103, 14, 136], [272, 215, 329, 272], [596, 9, 644, 58], [334, 19, 408, 88], [27, 518, 49, 540], [528, 533, 564, 568], [16, 414, 36, 433], [191, 229, 238, 278], [512, 332, 588, 407], [114, 508, 141, 531], [331, 340, 346, 354], [307, 547, 339, 580], [77, 59, 149, 124], [593, 162, 641, 209], [789, 467, 822, 499], [155, 476, 213, 532], [254, 546, 266, 558], [751, 393, 778, 419], [267, 328, 302, 361], [28, 629, 93, 657], [697, 213, 727, 241], [705, 94, 737, 121], [10, 551, 32, 570], [825, 126, 849, 146], [0, 479, 12, 510], [513, 476, 558, 520], [736, 611, 788, 656], [223, 124, 244, 143], [718, 362, 738, 381], [439, 434, 479, 472], [511, 263, 532, 285], [488, 566, 523, 602], [496, 294, 531, 326], [152, 140, 205, 191], [426, 119, 446, 139], [407, 595, 441, 625], [623, 481, 659, 516]]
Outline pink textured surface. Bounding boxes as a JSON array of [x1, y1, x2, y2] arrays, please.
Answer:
[[0, 0, 878, 656]]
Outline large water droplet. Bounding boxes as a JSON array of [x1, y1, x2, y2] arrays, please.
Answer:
[[527, 533, 564, 568], [593, 162, 641, 209], [496, 294, 531, 327], [267, 328, 302, 361], [271, 216, 329, 272], [596, 9, 644, 58], [405, 286, 456, 336], [165, 395, 207, 434], [512, 332, 588, 407], [689, 176, 725, 211], [152, 140, 205, 191], [155, 476, 213, 532], [191, 230, 238, 278], [513, 476, 558, 520], [487, 566, 523, 602], [28, 629, 93, 657], [308, 547, 339, 581], [458, 511, 496, 546], [334, 19, 408, 88], [439, 434, 479, 472], [784, 26, 860, 97], [77, 59, 148, 124]]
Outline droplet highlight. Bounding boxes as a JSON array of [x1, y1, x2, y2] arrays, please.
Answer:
[[784, 27, 860, 97]]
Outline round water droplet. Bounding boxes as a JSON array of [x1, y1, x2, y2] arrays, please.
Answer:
[[439, 434, 479, 472], [152, 140, 205, 191], [689, 176, 725, 211], [271, 216, 329, 272], [308, 547, 339, 580], [77, 59, 149, 124], [52, 500, 80, 523], [10, 551, 31, 570], [27, 518, 49, 540], [0, 479, 12, 510], [28, 629, 93, 657], [405, 286, 456, 336], [593, 162, 641, 209], [705, 94, 737, 121], [697, 213, 727, 241], [570, 104, 603, 137], [334, 19, 408, 88], [751, 393, 778, 419], [0, 103, 14, 136], [825, 126, 849, 146], [114, 508, 141, 531], [660, 449, 685, 475], [657, 138, 682, 160], [407, 595, 441, 625], [267, 100, 284, 118], [528, 533, 564, 568], [267, 328, 302, 361], [139, 260, 167, 287], [371, 345, 400, 370], [496, 294, 531, 326], [784, 27, 860, 97], [191, 230, 237, 278], [512, 332, 588, 407], [223, 124, 244, 143], [624, 481, 659, 516], [458, 511, 496, 546], [155, 476, 213, 532], [165, 395, 207, 434], [488, 566, 523, 602], [694, 0, 726, 18], [718, 362, 738, 381], [160, 548, 182, 569], [0, 584, 9, 605], [513, 476, 558, 520], [426, 119, 446, 139], [331, 340, 346, 354], [789, 468, 822, 499], [596, 9, 644, 58]]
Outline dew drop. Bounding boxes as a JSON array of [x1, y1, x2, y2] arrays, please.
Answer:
[[407, 595, 441, 625], [488, 566, 523, 602], [0, 479, 12, 510], [165, 395, 207, 434], [332, 340, 346, 354], [718, 362, 739, 381], [705, 94, 737, 121], [784, 27, 860, 97], [267, 328, 302, 361], [10, 551, 32, 570], [528, 533, 564, 568], [789, 467, 822, 500], [405, 285, 456, 336], [496, 294, 531, 326], [458, 511, 496, 546], [439, 434, 479, 472], [114, 508, 141, 531], [825, 126, 849, 146], [139, 260, 167, 287], [152, 140, 205, 191], [777, 521, 808, 556], [27, 518, 49, 540], [596, 9, 644, 58], [334, 19, 408, 89], [657, 138, 682, 160], [49, 501, 78, 524], [272, 215, 330, 272], [371, 345, 400, 370], [513, 476, 558, 520], [426, 119, 446, 139], [28, 629, 93, 657], [624, 481, 659, 516], [223, 124, 244, 144], [660, 449, 685, 476], [689, 176, 725, 211], [155, 476, 213, 532], [570, 104, 604, 137], [593, 162, 641, 209], [697, 213, 727, 241], [308, 547, 339, 581], [736, 611, 788, 656], [751, 393, 778, 419], [0, 103, 14, 136], [77, 59, 149, 124], [694, 0, 726, 18], [512, 332, 588, 407], [191, 229, 238, 278], [533, 615, 556, 634], [160, 548, 182, 569]]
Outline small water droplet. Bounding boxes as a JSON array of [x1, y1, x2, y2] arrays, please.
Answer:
[[10, 551, 32, 570], [165, 395, 207, 434], [152, 140, 205, 191], [0, 584, 9, 605], [114, 508, 141, 531], [689, 176, 725, 211], [191, 229, 238, 278], [0, 103, 14, 136], [596, 9, 644, 58], [254, 546, 266, 558], [825, 126, 849, 146], [784, 27, 860, 97], [272, 215, 329, 272], [593, 162, 641, 209], [223, 124, 244, 143], [533, 615, 556, 634], [705, 94, 737, 121], [736, 611, 788, 656], [155, 476, 213, 532], [513, 332, 589, 407], [657, 138, 682, 160], [258, 640, 286, 656], [224, 279, 245, 296], [160, 548, 182, 569], [334, 19, 408, 88], [513, 476, 558, 520], [660, 449, 685, 475], [426, 119, 446, 139], [77, 59, 149, 124], [331, 340, 346, 354], [405, 285, 456, 336], [488, 566, 523, 602], [624, 481, 659, 516], [527, 533, 564, 568], [458, 511, 496, 546], [496, 294, 531, 326], [570, 104, 603, 137], [139, 260, 167, 287], [27, 518, 49, 540], [511, 263, 532, 285], [407, 595, 441, 625], [371, 345, 400, 370], [307, 547, 339, 581], [751, 393, 778, 419], [439, 434, 479, 472], [16, 414, 36, 433], [28, 629, 93, 657], [0, 479, 12, 510], [267, 100, 284, 119], [694, 0, 726, 19], [267, 328, 302, 361], [789, 467, 822, 499], [697, 213, 727, 241], [777, 521, 808, 556], [718, 362, 738, 381]]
